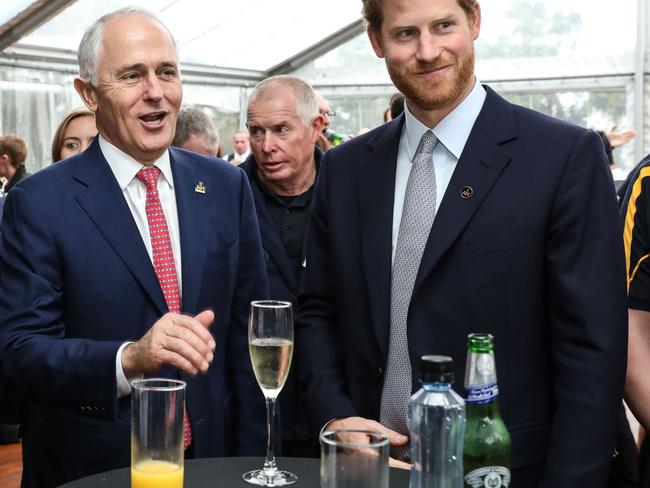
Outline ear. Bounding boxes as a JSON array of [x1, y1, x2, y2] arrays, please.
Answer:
[[310, 115, 325, 143], [74, 77, 100, 113], [470, 2, 482, 40], [367, 25, 385, 59]]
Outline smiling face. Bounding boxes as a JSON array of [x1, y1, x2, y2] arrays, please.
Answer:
[[74, 14, 182, 165], [247, 86, 322, 196], [60, 114, 97, 160], [368, 0, 480, 126]]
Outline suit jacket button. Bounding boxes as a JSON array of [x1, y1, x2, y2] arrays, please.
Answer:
[[378, 367, 383, 377]]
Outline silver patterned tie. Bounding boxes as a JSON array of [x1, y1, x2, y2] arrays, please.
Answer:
[[380, 129, 438, 461]]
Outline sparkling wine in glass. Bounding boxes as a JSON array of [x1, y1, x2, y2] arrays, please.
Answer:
[[243, 300, 298, 486]]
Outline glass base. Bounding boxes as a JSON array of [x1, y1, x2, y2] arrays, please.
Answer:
[[243, 468, 298, 486]]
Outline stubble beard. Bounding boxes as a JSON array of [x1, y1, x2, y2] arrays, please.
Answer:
[[387, 47, 475, 113]]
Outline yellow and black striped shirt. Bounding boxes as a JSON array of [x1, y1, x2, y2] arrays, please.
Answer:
[[622, 158, 650, 310]]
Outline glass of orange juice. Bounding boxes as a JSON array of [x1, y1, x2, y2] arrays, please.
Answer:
[[131, 379, 186, 488]]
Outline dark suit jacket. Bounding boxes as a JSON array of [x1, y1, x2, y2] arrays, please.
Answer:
[[240, 149, 321, 445], [0, 140, 268, 487], [4, 165, 29, 193], [297, 86, 627, 487]]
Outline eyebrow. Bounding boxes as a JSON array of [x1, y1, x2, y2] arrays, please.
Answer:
[[114, 61, 178, 77], [388, 12, 456, 30]]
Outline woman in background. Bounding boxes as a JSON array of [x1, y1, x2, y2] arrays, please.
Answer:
[[51, 107, 96, 162]]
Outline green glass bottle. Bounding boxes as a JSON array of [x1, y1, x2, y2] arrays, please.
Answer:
[[324, 128, 345, 146], [463, 333, 511, 488]]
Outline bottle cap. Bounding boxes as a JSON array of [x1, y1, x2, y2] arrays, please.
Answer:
[[467, 333, 494, 353], [420, 355, 454, 383]]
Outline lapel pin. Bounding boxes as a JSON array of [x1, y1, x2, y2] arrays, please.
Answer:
[[195, 181, 206, 194], [460, 186, 473, 199]]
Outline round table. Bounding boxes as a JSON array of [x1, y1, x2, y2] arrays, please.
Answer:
[[58, 457, 411, 487]]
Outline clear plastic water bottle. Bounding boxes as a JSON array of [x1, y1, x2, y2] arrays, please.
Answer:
[[408, 355, 466, 488]]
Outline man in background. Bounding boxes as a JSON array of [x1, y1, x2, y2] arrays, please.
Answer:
[[226, 130, 250, 164], [172, 106, 220, 157], [240, 75, 324, 457], [0, 134, 30, 193]]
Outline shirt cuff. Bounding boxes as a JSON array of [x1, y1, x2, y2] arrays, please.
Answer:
[[115, 342, 140, 398]]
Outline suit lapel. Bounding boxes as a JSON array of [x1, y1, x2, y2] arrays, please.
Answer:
[[413, 88, 517, 295], [74, 140, 167, 315], [170, 149, 211, 314], [359, 117, 404, 360]]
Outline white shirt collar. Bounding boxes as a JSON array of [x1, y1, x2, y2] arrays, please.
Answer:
[[98, 135, 174, 190], [403, 78, 486, 161]]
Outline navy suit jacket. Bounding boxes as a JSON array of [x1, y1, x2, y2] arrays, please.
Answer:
[[297, 87, 627, 487], [0, 140, 268, 487]]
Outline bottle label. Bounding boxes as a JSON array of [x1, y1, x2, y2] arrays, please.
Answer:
[[465, 382, 499, 404], [464, 466, 511, 487]]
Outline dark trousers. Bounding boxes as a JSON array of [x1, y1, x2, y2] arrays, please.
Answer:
[[639, 432, 650, 488], [0, 384, 20, 444], [608, 404, 638, 488]]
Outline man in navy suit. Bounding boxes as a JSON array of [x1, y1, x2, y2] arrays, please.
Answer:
[[297, 0, 627, 486], [0, 7, 266, 487], [239, 76, 324, 457]]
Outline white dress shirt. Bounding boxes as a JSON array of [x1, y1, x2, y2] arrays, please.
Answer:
[[98, 136, 183, 397], [229, 149, 250, 162], [391, 79, 487, 263]]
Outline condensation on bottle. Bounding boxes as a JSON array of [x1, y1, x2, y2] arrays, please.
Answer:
[[408, 355, 466, 488]]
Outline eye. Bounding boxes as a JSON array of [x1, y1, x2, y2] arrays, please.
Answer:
[[160, 68, 177, 78], [249, 127, 264, 137], [437, 21, 453, 31], [122, 72, 140, 82], [397, 28, 416, 39], [64, 142, 80, 150]]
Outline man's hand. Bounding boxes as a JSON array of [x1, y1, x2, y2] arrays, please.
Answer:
[[607, 126, 636, 148], [325, 416, 411, 470], [122, 309, 215, 377]]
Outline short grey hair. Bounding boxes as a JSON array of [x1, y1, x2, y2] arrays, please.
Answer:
[[248, 75, 319, 127], [77, 7, 179, 86], [172, 106, 219, 147]]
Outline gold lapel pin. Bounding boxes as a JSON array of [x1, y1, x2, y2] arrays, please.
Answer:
[[460, 186, 473, 199], [195, 181, 206, 194]]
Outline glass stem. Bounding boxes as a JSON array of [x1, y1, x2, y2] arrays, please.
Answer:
[[263, 396, 277, 472]]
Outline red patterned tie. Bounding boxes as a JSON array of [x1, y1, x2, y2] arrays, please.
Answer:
[[136, 166, 192, 450]]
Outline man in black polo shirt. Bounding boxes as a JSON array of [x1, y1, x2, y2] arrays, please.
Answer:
[[239, 75, 325, 457]]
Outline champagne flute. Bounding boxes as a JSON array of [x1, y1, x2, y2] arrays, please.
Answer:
[[243, 300, 298, 486]]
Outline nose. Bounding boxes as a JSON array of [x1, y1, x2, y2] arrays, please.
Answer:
[[415, 30, 442, 63], [261, 132, 275, 154], [143, 74, 163, 102]]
